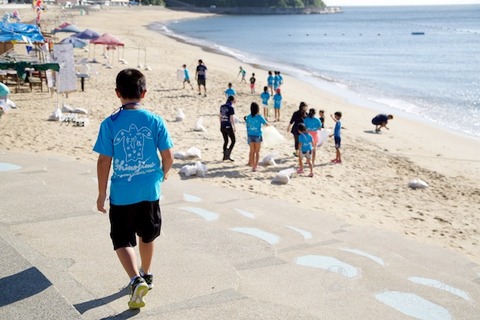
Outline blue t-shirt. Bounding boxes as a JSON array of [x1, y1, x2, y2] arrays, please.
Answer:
[[278, 74, 283, 86], [220, 102, 235, 128], [299, 132, 313, 152], [273, 93, 282, 108], [93, 109, 173, 205], [183, 69, 190, 81], [245, 114, 267, 136], [267, 75, 274, 86], [334, 120, 341, 138], [260, 92, 270, 106], [304, 116, 321, 131], [225, 88, 236, 97], [273, 75, 280, 88]]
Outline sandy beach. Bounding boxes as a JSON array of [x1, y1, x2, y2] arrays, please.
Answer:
[[1, 4, 479, 266]]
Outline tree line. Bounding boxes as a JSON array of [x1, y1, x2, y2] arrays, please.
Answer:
[[168, 0, 326, 8]]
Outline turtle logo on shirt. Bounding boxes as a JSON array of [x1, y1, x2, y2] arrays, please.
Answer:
[[114, 124, 153, 162]]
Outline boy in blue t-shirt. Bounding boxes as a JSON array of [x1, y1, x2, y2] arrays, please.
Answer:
[[260, 86, 271, 119], [267, 71, 274, 95], [225, 82, 236, 98], [93, 69, 174, 310], [329, 111, 343, 164], [182, 64, 194, 90], [297, 123, 314, 177]]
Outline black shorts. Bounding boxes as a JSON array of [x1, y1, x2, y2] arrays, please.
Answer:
[[109, 200, 162, 250], [197, 78, 206, 86]]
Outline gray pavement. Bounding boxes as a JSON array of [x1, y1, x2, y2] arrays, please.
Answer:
[[0, 150, 479, 319]]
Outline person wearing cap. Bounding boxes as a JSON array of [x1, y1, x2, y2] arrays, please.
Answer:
[[273, 88, 282, 122]]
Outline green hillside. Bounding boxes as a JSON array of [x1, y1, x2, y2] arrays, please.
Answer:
[[171, 0, 326, 8]]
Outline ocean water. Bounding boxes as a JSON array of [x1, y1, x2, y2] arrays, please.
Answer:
[[151, 5, 480, 138]]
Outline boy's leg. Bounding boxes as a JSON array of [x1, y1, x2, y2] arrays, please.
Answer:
[[116, 247, 140, 279], [139, 239, 154, 275]]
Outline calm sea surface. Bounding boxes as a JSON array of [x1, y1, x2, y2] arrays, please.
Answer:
[[151, 5, 480, 137]]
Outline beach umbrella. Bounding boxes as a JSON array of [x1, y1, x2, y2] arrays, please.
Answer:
[[90, 33, 124, 64], [72, 28, 100, 40], [60, 36, 87, 49], [53, 23, 81, 34]]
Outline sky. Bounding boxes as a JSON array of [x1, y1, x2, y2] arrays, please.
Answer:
[[325, 0, 480, 5]]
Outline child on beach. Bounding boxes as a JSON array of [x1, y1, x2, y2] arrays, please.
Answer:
[[303, 108, 321, 166], [278, 71, 284, 87], [273, 71, 280, 92], [273, 88, 282, 122], [225, 82, 236, 98], [286, 102, 308, 157], [250, 73, 256, 94], [319, 110, 325, 128], [297, 123, 314, 177], [245, 102, 268, 172], [260, 86, 271, 119], [267, 71, 274, 95], [182, 64, 194, 90], [238, 66, 247, 84], [93, 69, 174, 309], [372, 114, 393, 133], [195, 59, 207, 97], [329, 111, 342, 164]]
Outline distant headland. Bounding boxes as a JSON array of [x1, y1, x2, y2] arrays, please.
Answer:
[[165, 0, 343, 15]]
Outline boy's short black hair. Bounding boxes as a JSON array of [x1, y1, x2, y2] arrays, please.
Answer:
[[297, 123, 307, 132], [335, 111, 342, 118], [116, 69, 146, 100]]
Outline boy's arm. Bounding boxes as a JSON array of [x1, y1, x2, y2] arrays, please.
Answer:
[[160, 148, 174, 180], [330, 114, 337, 122], [96, 154, 112, 213]]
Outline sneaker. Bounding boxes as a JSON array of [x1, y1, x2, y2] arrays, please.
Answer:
[[139, 268, 154, 290], [128, 277, 149, 309], [142, 273, 154, 290]]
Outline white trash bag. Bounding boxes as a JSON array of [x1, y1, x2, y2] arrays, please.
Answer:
[[176, 108, 185, 122], [174, 151, 186, 160], [180, 164, 197, 177], [48, 107, 63, 121], [272, 167, 296, 185], [408, 179, 429, 189], [263, 126, 286, 147], [185, 147, 201, 159], [195, 161, 208, 177], [194, 117, 206, 132], [260, 153, 278, 166], [317, 129, 330, 147]]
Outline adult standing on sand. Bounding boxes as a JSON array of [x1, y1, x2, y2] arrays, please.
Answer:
[[195, 59, 207, 97], [220, 95, 236, 161], [287, 102, 308, 157]]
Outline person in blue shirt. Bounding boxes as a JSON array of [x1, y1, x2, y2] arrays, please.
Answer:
[[273, 71, 280, 91], [273, 88, 282, 122], [245, 102, 269, 172], [219, 95, 236, 161], [238, 66, 247, 84], [260, 86, 271, 119], [278, 71, 284, 87], [303, 108, 322, 166], [93, 69, 174, 310], [267, 71, 274, 95], [224, 82, 236, 98], [182, 64, 194, 90], [297, 123, 314, 177], [329, 111, 343, 164]]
